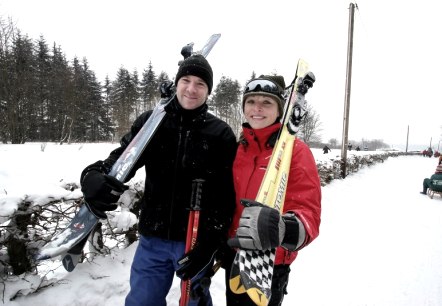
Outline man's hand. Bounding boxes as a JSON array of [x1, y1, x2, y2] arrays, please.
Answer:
[[176, 243, 217, 280], [81, 168, 128, 218]]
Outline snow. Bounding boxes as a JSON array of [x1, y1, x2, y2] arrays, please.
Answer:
[[1, 143, 441, 306]]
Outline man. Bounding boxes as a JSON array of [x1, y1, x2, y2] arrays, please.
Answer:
[[323, 145, 331, 154], [420, 164, 442, 194], [80, 55, 237, 306]]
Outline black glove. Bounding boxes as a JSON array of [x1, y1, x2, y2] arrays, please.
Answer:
[[81, 165, 128, 218], [228, 199, 286, 250], [160, 80, 175, 98], [176, 242, 217, 281]]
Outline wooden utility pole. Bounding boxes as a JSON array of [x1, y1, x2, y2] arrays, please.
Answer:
[[405, 125, 409, 153], [340, 2, 356, 178]]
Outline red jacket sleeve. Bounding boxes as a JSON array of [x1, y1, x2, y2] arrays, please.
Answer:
[[284, 138, 321, 248]]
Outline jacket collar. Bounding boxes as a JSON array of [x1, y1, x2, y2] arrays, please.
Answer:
[[242, 123, 282, 150], [165, 96, 208, 122]]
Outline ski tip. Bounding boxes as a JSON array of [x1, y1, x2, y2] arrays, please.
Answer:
[[229, 275, 247, 294], [247, 287, 270, 306], [290, 59, 310, 85]]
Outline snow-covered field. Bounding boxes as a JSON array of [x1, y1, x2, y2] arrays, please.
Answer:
[[1, 143, 441, 306]]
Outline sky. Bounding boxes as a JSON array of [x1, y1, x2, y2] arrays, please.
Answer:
[[1, 143, 441, 305], [1, 0, 441, 149]]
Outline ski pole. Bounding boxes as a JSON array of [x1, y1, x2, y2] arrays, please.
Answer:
[[180, 179, 204, 306]]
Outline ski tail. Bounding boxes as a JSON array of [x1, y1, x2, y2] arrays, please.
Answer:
[[229, 59, 314, 306], [198, 34, 221, 57], [280, 59, 310, 130]]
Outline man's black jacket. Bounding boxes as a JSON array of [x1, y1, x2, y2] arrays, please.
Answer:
[[99, 98, 237, 245]]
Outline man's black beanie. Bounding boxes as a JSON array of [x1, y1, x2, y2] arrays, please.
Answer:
[[175, 55, 213, 94]]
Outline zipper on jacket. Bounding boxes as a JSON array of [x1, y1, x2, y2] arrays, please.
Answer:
[[167, 116, 192, 240], [167, 117, 183, 240]]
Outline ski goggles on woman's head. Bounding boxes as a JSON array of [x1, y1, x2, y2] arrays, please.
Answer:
[[244, 79, 283, 98]]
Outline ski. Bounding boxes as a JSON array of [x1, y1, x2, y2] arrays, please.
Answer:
[[35, 33, 221, 271], [229, 59, 315, 306]]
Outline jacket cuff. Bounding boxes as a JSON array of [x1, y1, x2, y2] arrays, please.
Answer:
[[281, 212, 306, 251]]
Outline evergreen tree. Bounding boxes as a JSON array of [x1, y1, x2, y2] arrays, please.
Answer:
[[80, 58, 113, 141], [246, 71, 257, 85], [140, 61, 158, 111], [70, 56, 88, 142], [0, 17, 16, 143], [131, 69, 142, 118], [33, 35, 52, 140], [209, 76, 242, 135], [157, 71, 171, 84], [48, 43, 73, 142], [102, 75, 116, 141], [8, 32, 36, 143], [110, 67, 136, 138]]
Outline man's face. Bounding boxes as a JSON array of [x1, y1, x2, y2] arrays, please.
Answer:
[[176, 75, 209, 110]]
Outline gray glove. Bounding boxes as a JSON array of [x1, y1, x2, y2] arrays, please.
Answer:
[[228, 199, 285, 250]]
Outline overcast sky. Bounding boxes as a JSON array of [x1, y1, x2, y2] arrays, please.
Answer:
[[1, 0, 441, 150]]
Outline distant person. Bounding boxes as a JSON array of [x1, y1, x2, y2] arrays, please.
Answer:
[[420, 164, 442, 194], [424, 147, 433, 158], [356, 146, 361, 151], [348, 143, 353, 151], [323, 145, 331, 154]]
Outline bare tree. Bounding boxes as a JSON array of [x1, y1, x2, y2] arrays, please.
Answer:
[[299, 102, 322, 144]]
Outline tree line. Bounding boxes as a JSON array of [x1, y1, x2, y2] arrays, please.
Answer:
[[0, 17, 322, 145]]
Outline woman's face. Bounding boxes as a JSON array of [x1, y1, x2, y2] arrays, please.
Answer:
[[243, 94, 280, 129]]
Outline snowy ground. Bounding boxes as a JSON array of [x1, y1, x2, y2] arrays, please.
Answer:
[[1, 143, 441, 306]]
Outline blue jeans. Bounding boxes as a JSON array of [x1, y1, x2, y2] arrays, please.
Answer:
[[125, 235, 213, 306]]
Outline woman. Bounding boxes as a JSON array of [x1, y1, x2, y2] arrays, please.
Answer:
[[225, 75, 322, 306]]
